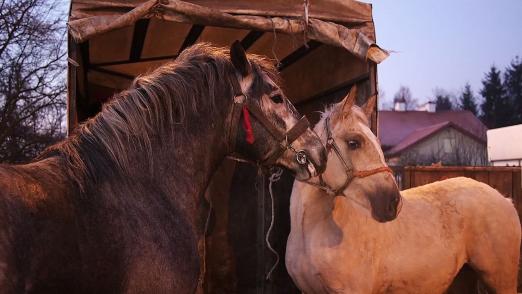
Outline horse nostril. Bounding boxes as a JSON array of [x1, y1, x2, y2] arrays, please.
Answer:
[[316, 148, 327, 173], [388, 201, 396, 214], [388, 195, 399, 214], [306, 147, 327, 174]]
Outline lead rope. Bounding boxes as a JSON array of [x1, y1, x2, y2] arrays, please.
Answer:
[[265, 167, 283, 280], [197, 194, 213, 293]]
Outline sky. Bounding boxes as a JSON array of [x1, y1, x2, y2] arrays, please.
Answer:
[[361, 0, 522, 107]]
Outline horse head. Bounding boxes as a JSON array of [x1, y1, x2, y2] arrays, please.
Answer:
[[312, 86, 401, 222], [227, 41, 326, 180]]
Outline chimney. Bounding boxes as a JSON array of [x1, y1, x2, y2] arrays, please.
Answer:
[[393, 97, 406, 111], [427, 101, 436, 112], [416, 101, 436, 112]]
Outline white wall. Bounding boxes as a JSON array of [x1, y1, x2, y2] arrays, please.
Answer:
[[487, 124, 522, 166]]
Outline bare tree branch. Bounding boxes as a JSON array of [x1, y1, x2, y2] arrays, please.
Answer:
[[0, 0, 66, 163]]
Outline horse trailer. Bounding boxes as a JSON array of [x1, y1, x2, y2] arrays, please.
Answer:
[[67, 1, 385, 292]]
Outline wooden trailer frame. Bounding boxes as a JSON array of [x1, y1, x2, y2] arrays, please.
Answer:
[[67, 1, 386, 292]]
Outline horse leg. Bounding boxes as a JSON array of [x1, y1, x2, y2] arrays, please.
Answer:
[[467, 233, 520, 293], [446, 264, 480, 294]]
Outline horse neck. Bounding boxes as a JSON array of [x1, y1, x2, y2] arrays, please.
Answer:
[[69, 90, 233, 211], [292, 182, 375, 236]]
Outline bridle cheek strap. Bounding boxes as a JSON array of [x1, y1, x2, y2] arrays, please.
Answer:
[[259, 115, 310, 165], [226, 74, 311, 166]]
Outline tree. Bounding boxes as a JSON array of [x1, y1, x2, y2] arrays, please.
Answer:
[[458, 83, 478, 116], [434, 89, 453, 111], [393, 86, 417, 110], [480, 66, 510, 128], [0, 0, 66, 163], [504, 56, 522, 124]]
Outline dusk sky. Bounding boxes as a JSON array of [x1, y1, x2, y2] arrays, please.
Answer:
[[362, 0, 522, 108]]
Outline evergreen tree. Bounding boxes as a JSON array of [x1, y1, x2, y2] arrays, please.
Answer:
[[504, 56, 522, 124], [435, 92, 453, 111], [459, 83, 478, 116], [480, 66, 509, 128]]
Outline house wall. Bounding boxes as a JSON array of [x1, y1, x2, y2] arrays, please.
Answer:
[[487, 124, 522, 166], [397, 127, 487, 166]]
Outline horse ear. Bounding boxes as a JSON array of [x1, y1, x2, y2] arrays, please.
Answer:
[[339, 85, 357, 115], [363, 94, 377, 119], [230, 40, 252, 77]]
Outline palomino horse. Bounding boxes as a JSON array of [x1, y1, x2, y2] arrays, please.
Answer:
[[286, 87, 521, 294], [0, 42, 327, 293]]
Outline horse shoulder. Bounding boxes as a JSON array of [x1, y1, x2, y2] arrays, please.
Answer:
[[0, 160, 74, 215], [0, 161, 82, 291]]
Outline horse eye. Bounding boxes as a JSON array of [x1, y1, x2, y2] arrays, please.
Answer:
[[270, 94, 283, 104], [347, 140, 360, 150]]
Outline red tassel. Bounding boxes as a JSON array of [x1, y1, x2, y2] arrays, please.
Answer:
[[242, 105, 255, 144]]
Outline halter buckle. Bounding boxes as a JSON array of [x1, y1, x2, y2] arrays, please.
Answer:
[[234, 94, 246, 104], [326, 137, 334, 148], [295, 150, 308, 165]]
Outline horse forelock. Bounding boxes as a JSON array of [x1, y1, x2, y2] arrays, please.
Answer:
[[316, 103, 370, 133], [315, 104, 380, 161], [41, 43, 281, 191]]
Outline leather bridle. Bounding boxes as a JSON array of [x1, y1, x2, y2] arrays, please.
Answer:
[[309, 116, 393, 197], [226, 74, 311, 166]]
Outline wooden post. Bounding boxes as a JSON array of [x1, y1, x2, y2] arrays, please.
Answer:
[[67, 34, 79, 135], [256, 172, 266, 294], [369, 61, 378, 135]]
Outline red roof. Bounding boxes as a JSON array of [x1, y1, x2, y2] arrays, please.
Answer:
[[378, 110, 487, 155]]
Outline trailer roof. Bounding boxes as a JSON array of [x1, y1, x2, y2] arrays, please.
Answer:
[[69, 0, 386, 63]]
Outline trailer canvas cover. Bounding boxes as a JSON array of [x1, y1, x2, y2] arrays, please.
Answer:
[[69, 0, 387, 63]]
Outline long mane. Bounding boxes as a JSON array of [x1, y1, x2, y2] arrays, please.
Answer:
[[41, 43, 278, 190]]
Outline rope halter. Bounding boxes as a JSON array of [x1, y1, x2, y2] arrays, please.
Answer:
[[309, 116, 393, 197]]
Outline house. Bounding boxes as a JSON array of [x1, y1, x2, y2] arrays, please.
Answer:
[[487, 124, 522, 166], [378, 102, 488, 166]]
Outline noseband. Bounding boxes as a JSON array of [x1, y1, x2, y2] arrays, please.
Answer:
[[310, 116, 393, 197], [226, 74, 311, 166]]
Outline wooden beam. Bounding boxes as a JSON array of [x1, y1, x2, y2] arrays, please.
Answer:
[[255, 173, 266, 293], [178, 25, 205, 54], [277, 41, 321, 71], [88, 70, 132, 91], [91, 55, 177, 67], [89, 66, 135, 80], [369, 62, 378, 134], [129, 18, 150, 62], [295, 73, 370, 107], [79, 40, 90, 101], [67, 35, 79, 134], [241, 31, 264, 50]]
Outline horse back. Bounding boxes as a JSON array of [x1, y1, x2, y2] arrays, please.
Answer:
[[0, 160, 203, 293], [403, 177, 518, 214], [403, 177, 520, 262]]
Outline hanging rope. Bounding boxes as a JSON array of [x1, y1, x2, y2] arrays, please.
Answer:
[[268, 17, 281, 67], [197, 194, 213, 292], [265, 167, 284, 280], [302, 0, 310, 47]]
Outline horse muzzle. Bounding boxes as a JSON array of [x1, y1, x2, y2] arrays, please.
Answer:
[[291, 130, 327, 181], [368, 186, 402, 223]]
